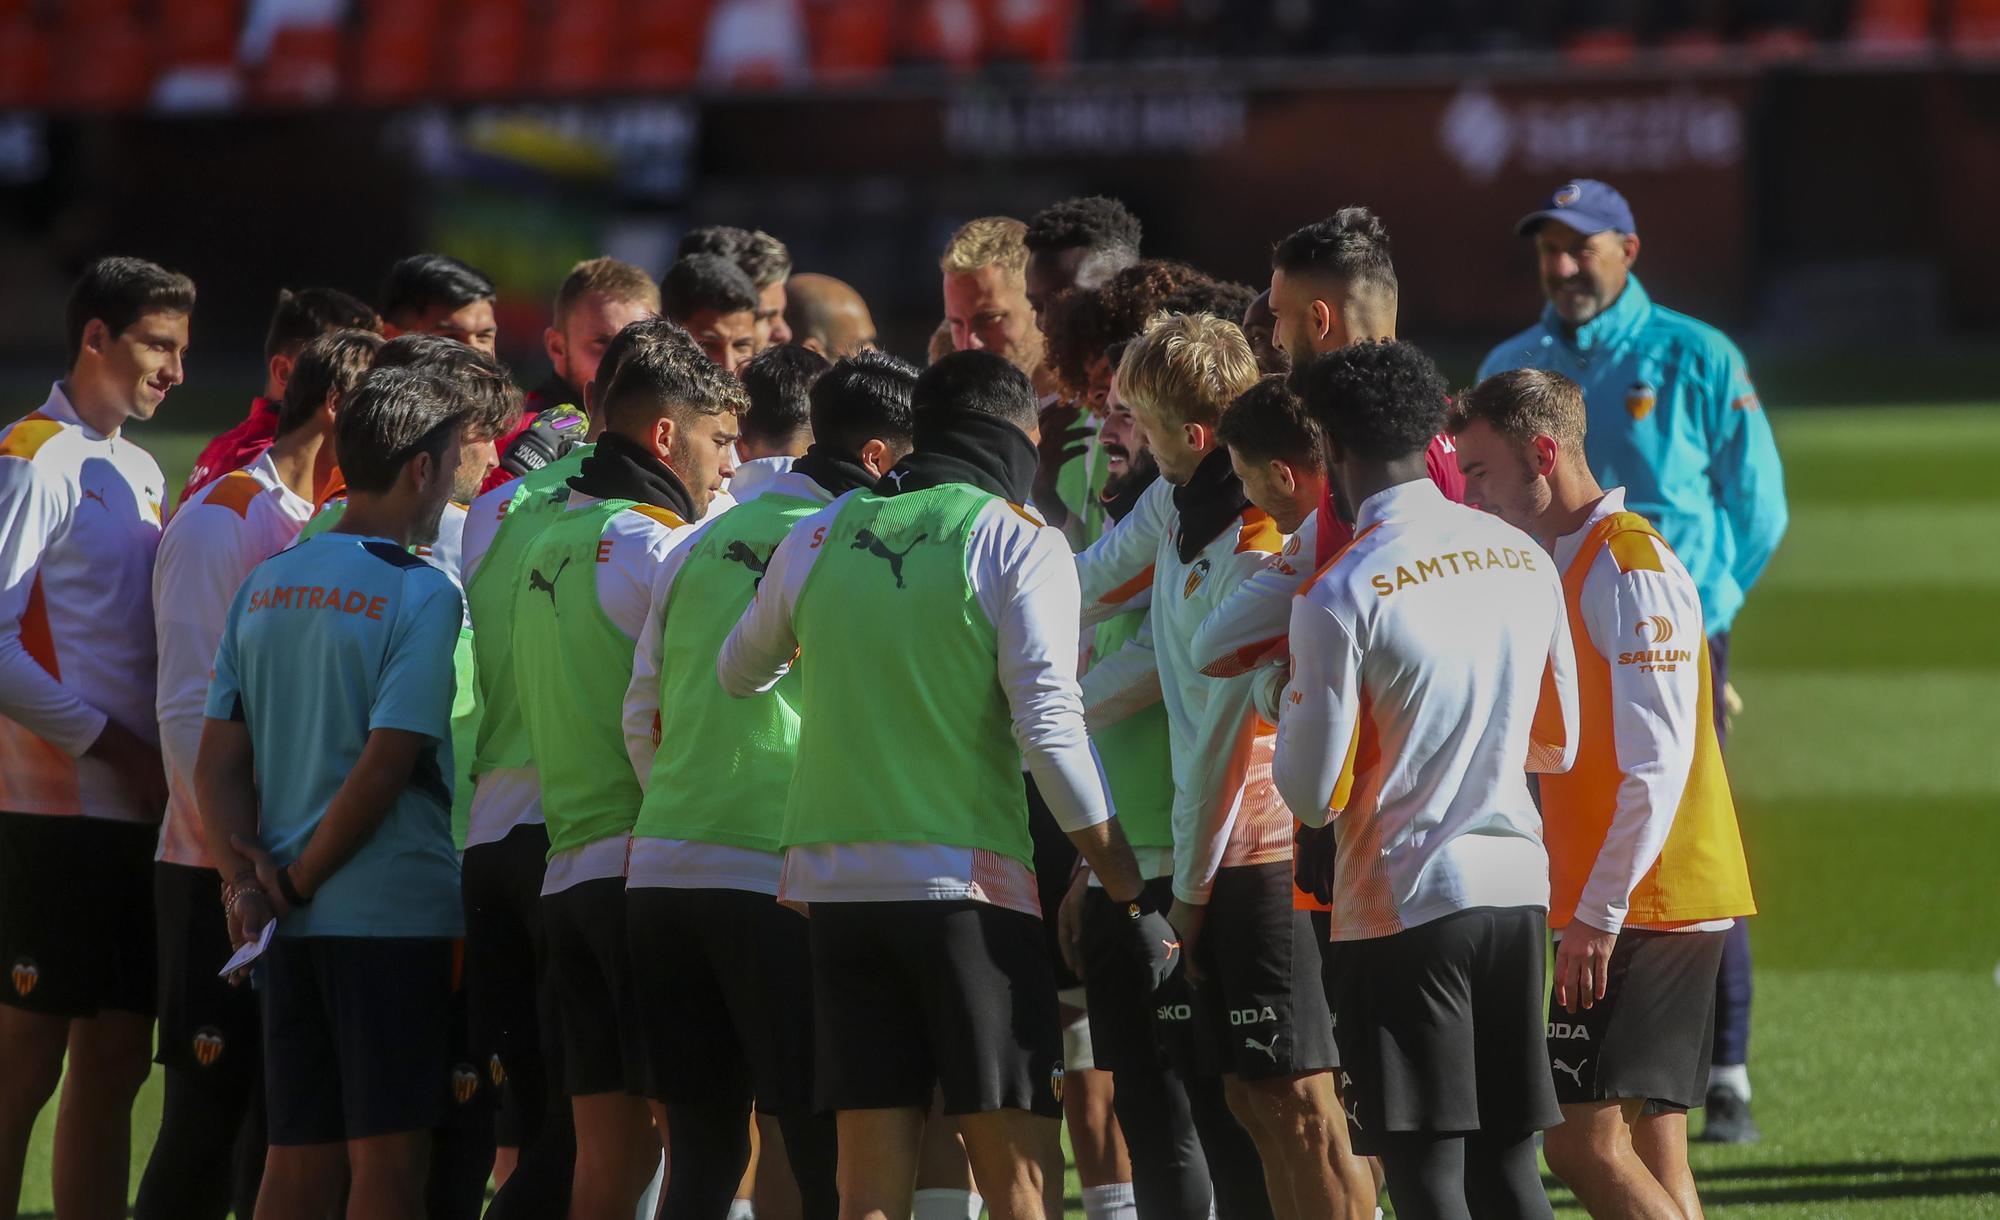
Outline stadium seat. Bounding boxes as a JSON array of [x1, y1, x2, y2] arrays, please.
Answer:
[[626, 0, 711, 89], [352, 0, 443, 103], [158, 0, 241, 69], [803, 0, 892, 80], [1849, 0, 1935, 50], [53, 13, 154, 109], [985, 0, 1075, 69], [540, 0, 620, 93], [256, 23, 343, 104], [443, 0, 530, 97], [905, 0, 985, 71], [0, 17, 51, 108], [1950, 0, 2000, 53]]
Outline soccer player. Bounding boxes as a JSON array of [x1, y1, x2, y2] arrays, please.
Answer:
[[784, 272, 879, 360], [0, 256, 190, 1220], [1448, 368, 1756, 1220], [459, 317, 698, 1220], [718, 349, 1170, 1220], [1268, 341, 1578, 1220], [380, 253, 499, 353], [1023, 195, 1143, 332], [1240, 291, 1288, 377], [679, 224, 794, 351], [730, 344, 829, 502], [483, 258, 660, 496], [140, 329, 381, 1220], [1479, 180, 1787, 1141], [664, 253, 762, 377], [1076, 314, 1349, 1220], [514, 340, 742, 1220], [941, 217, 1049, 393], [622, 350, 920, 1220], [197, 365, 471, 1220], [180, 286, 377, 503]]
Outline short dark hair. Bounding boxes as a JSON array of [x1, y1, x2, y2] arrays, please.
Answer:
[[1160, 278, 1259, 325], [595, 317, 702, 398], [912, 350, 1037, 432], [661, 254, 758, 323], [1271, 208, 1398, 301], [1216, 375, 1323, 473], [811, 350, 920, 456], [65, 256, 196, 362], [371, 334, 522, 442], [1294, 340, 1447, 463], [1447, 368, 1587, 451], [264, 286, 377, 362], [676, 226, 791, 290], [740, 344, 829, 448], [1025, 196, 1143, 261], [334, 366, 471, 495], [378, 254, 495, 327], [277, 329, 384, 436], [601, 339, 748, 435]]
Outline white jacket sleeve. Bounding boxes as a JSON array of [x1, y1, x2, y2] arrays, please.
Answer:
[[622, 537, 701, 788], [1189, 540, 1305, 678], [718, 507, 828, 697], [1527, 574, 1581, 775], [1271, 592, 1363, 830], [1074, 477, 1171, 626], [0, 459, 104, 753], [1572, 548, 1707, 933]]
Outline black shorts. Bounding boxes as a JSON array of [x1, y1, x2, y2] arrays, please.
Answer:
[[626, 886, 815, 1115], [1328, 905, 1561, 1152], [154, 862, 260, 1082], [1079, 877, 1180, 1075], [541, 877, 644, 1097], [1025, 775, 1082, 992], [463, 822, 553, 1118], [1166, 862, 1338, 1081], [0, 811, 155, 1018], [1547, 927, 1726, 1112], [261, 935, 455, 1144], [810, 900, 1062, 1118]]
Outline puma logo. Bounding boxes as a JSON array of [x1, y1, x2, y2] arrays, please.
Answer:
[[1161, 939, 1180, 956], [723, 540, 771, 587], [1553, 1058, 1587, 1088], [1245, 1033, 1281, 1062], [81, 488, 108, 510], [884, 470, 909, 489], [1344, 1098, 1363, 1130], [852, 528, 926, 588], [527, 555, 572, 607]]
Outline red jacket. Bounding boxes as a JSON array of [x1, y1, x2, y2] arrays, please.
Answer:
[[180, 397, 280, 507], [1313, 433, 1465, 565]]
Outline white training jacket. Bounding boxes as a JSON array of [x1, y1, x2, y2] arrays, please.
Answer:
[[1269, 479, 1579, 941]]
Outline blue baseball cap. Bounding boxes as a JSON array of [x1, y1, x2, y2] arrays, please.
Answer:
[[1515, 179, 1636, 237]]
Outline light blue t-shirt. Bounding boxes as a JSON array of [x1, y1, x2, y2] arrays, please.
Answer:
[[207, 531, 465, 939], [1479, 275, 1787, 634]]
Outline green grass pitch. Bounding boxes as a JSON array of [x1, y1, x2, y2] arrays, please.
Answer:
[[17, 403, 2000, 1216]]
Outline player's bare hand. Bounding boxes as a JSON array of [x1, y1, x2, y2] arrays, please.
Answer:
[[1031, 400, 1092, 524], [1058, 868, 1090, 980], [1555, 924, 1616, 1013], [230, 833, 295, 919], [223, 887, 273, 985], [1167, 898, 1208, 989]]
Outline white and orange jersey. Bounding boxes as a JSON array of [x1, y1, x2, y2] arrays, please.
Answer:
[[1545, 488, 1753, 934], [1079, 470, 1295, 905], [153, 452, 313, 865], [0, 384, 167, 822], [1271, 479, 1579, 941]]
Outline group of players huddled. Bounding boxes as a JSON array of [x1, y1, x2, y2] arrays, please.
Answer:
[[0, 179, 1787, 1220]]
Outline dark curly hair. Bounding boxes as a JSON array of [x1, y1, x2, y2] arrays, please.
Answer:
[[1216, 375, 1324, 472], [1043, 259, 1219, 399], [1293, 340, 1446, 462], [1161, 278, 1258, 325], [1024, 196, 1143, 259]]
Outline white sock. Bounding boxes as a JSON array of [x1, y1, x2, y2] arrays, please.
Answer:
[[726, 1201, 755, 1220], [1082, 1182, 1137, 1220], [1708, 1062, 1752, 1101], [912, 1187, 983, 1220]]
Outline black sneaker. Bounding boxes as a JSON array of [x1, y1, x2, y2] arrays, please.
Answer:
[[1698, 1086, 1761, 1143]]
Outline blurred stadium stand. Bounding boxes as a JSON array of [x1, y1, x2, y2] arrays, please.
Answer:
[[4, 0, 2000, 112]]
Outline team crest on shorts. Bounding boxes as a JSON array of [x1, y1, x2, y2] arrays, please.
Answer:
[[9, 958, 36, 997], [489, 1054, 507, 1087], [193, 1027, 226, 1067], [1183, 558, 1212, 599], [1049, 1062, 1065, 1104], [1626, 381, 1657, 421], [452, 1064, 481, 1104]]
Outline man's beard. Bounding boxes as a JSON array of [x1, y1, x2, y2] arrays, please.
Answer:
[[1101, 447, 1159, 501]]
